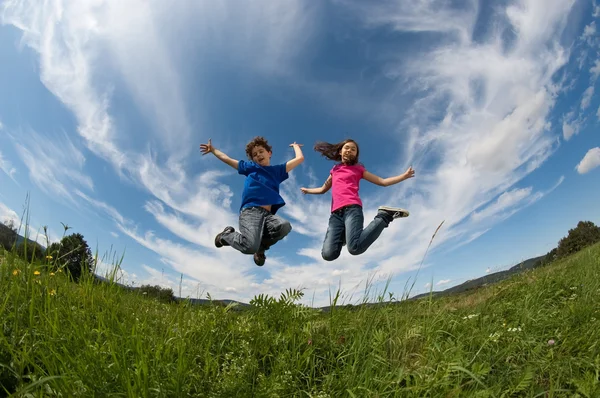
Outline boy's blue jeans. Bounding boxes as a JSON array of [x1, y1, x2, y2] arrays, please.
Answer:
[[221, 207, 292, 254], [321, 205, 392, 261]]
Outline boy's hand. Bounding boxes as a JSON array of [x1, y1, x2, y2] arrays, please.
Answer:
[[404, 166, 416, 179], [289, 142, 304, 147], [199, 139, 214, 155]]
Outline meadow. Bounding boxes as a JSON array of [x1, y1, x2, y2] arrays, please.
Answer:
[[1, 243, 599, 397]]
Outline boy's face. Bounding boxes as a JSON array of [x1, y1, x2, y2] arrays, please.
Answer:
[[251, 145, 272, 166]]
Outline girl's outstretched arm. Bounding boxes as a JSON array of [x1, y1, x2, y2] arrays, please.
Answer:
[[301, 175, 332, 195], [199, 139, 239, 170], [286, 142, 305, 172], [363, 166, 415, 187]]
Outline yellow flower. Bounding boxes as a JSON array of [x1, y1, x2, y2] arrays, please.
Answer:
[[34, 271, 41, 276], [50, 272, 55, 276], [46, 255, 53, 260], [57, 269, 63, 273], [12, 269, 20, 276], [49, 289, 56, 296]]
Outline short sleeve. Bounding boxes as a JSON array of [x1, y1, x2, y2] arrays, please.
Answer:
[[238, 160, 256, 176], [276, 164, 289, 182]]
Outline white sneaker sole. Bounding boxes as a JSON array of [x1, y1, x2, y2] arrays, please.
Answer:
[[378, 206, 410, 218]]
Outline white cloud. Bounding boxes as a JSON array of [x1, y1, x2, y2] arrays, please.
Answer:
[[436, 279, 451, 286], [590, 60, 600, 82], [576, 147, 600, 174], [0, 151, 17, 181], [581, 86, 594, 110], [10, 128, 93, 203], [110, 231, 119, 238], [0, 202, 19, 226], [424, 282, 431, 289], [562, 111, 583, 141], [583, 21, 596, 38]]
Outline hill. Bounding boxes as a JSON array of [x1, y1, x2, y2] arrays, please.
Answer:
[[410, 254, 546, 300], [1, 241, 599, 395], [0, 222, 46, 250]]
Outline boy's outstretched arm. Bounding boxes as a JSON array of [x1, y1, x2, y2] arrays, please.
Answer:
[[300, 175, 332, 195], [286, 142, 305, 172], [199, 139, 239, 170], [363, 166, 415, 187]]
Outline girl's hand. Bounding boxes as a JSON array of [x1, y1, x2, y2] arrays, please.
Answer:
[[199, 139, 214, 155], [289, 142, 304, 147], [300, 187, 309, 194], [404, 166, 415, 179]]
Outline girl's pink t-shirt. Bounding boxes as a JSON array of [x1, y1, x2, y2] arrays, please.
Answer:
[[330, 163, 365, 212]]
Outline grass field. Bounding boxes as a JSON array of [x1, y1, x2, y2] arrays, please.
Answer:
[[1, 243, 599, 397]]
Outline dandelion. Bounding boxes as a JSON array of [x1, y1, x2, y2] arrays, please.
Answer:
[[46, 255, 53, 260], [49, 289, 56, 296], [548, 339, 555, 346], [12, 269, 20, 276], [57, 269, 63, 273], [34, 271, 41, 276], [50, 272, 55, 276]]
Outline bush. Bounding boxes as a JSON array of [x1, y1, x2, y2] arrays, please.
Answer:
[[139, 284, 175, 303], [46, 233, 94, 281]]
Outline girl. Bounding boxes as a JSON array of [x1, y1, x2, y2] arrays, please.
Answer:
[[301, 139, 415, 261]]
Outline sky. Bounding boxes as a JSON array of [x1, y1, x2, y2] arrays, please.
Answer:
[[0, 0, 599, 307]]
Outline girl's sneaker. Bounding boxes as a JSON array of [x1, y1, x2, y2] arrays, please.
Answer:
[[378, 206, 410, 219]]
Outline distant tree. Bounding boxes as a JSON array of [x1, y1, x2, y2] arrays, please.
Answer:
[[139, 284, 175, 303], [47, 233, 94, 281], [556, 221, 600, 259]]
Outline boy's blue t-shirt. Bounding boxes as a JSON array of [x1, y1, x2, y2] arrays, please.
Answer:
[[238, 160, 289, 214]]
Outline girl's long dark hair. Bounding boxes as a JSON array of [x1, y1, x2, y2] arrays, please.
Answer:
[[314, 139, 360, 165]]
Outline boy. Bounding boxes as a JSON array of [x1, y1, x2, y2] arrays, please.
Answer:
[[199, 136, 304, 266]]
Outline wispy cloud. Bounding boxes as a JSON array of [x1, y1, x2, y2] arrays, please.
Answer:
[[581, 86, 594, 110], [0, 201, 18, 225], [576, 147, 600, 174], [0, 151, 17, 181], [436, 279, 451, 286], [10, 128, 93, 203]]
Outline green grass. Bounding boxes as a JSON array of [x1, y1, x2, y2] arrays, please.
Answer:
[[1, 244, 599, 397]]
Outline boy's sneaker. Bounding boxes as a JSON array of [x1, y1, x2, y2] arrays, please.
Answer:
[[253, 251, 266, 266], [215, 226, 235, 248], [378, 206, 410, 219]]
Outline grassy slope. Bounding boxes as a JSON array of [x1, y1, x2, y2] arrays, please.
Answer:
[[1, 244, 599, 397]]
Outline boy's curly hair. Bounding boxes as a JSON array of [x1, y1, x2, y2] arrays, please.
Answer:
[[245, 136, 272, 160]]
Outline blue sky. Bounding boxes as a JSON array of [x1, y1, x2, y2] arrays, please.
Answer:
[[1, 0, 599, 306]]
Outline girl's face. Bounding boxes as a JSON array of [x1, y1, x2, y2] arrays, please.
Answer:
[[340, 141, 358, 164], [252, 145, 272, 166]]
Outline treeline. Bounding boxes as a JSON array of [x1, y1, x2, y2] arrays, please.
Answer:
[[537, 220, 600, 266]]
